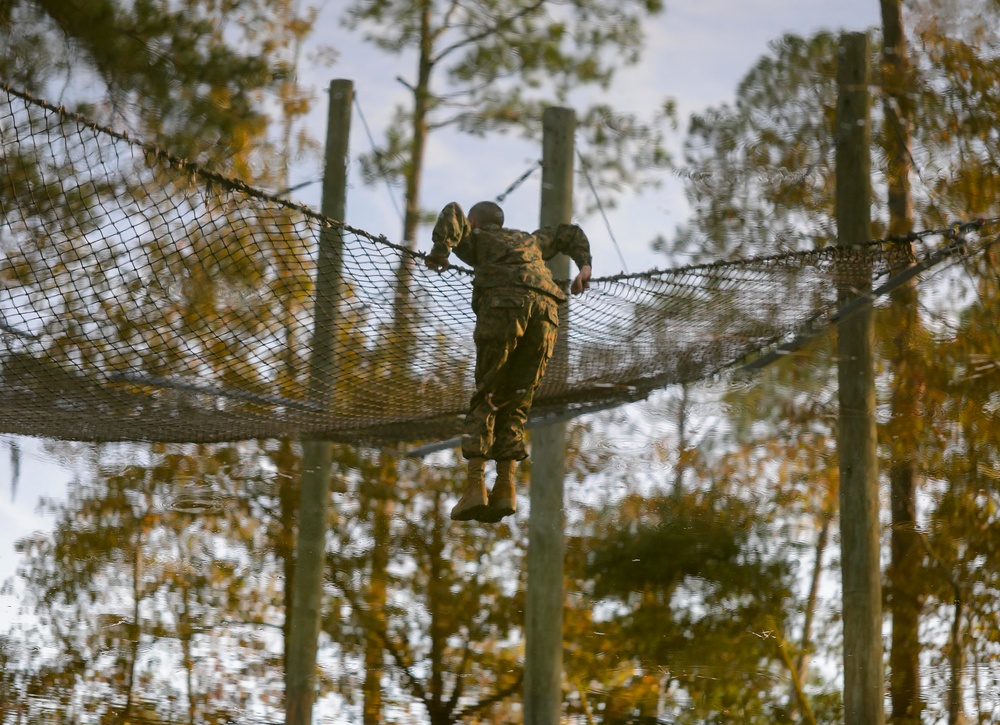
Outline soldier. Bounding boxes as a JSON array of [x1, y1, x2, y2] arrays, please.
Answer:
[[425, 200, 592, 523]]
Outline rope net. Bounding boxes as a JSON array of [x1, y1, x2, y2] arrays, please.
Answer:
[[0, 84, 974, 445]]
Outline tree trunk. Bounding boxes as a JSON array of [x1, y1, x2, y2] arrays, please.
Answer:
[[880, 2, 923, 722], [888, 459, 922, 724], [428, 490, 447, 712], [947, 589, 965, 725], [273, 438, 300, 678], [797, 510, 831, 687], [403, 0, 434, 250], [673, 384, 689, 500], [362, 454, 394, 725], [121, 527, 144, 723], [180, 585, 197, 725], [388, 0, 434, 377], [363, 5, 434, 717]]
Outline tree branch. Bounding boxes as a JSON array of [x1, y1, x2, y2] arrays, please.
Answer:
[[436, 70, 521, 101], [431, 0, 548, 65], [428, 112, 473, 131], [453, 670, 524, 720], [192, 619, 286, 635], [428, 102, 528, 132], [574, 677, 598, 725], [773, 625, 817, 725], [381, 629, 432, 707], [446, 535, 494, 711], [431, 0, 463, 44]]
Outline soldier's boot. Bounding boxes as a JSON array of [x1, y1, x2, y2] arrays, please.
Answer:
[[481, 459, 517, 522], [450, 457, 489, 521]]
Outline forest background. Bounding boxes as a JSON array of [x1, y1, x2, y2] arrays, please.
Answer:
[[2, 0, 999, 723]]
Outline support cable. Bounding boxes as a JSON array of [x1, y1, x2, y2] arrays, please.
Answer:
[[353, 92, 405, 223], [577, 149, 629, 273], [494, 161, 541, 204], [276, 178, 322, 196], [739, 222, 998, 373]]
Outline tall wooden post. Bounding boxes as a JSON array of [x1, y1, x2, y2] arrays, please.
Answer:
[[835, 35, 885, 725], [285, 79, 352, 725], [524, 106, 575, 724]]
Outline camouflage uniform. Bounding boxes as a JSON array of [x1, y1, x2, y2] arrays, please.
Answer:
[[430, 202, 592, 462]]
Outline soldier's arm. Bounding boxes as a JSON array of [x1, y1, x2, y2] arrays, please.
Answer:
[[536, 224, 593, 294], [571, 263, 591, 294], [535, 223, 593, 271], [428, 202, 470, 267]]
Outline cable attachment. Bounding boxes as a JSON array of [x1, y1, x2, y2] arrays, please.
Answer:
[[495, 161, 542, 204], [945, 219, 983, 251]]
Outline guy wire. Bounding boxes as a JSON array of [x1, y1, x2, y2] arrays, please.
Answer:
[[495, 161, 541, 204], [353, 92, 405, 223], [577, 149, 629, 273]]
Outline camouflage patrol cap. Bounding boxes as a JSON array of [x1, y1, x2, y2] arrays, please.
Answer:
[[468, 201, 504, 229]]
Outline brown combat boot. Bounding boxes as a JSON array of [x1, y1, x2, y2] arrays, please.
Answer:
[[450, 457, 489, 521], [480, 459, 517, 523]]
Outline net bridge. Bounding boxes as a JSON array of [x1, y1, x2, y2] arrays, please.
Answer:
[[1, 83, 996, 447]]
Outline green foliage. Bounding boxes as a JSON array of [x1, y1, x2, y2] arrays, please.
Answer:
[[567, 488, 806, 722], [667, 3, 1000, 721], [679, 31, 843, 261], [336, 6, 676, 717], [911, 249, 1000, 721], [908, 0, 1000, 220], [1, 3, 333, 719], [6, 443, 296, 723], [345, 0, 661, 97], [677, 3, 1000, 265], [321, 454, 527, 722], [0, 0, 325, 181]]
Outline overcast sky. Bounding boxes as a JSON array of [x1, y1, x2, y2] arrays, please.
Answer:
[[287, 0, 883, 276]]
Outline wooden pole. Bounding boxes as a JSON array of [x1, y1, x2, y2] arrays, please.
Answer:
[[285, 78, 352, 725], [523, 106, 575, 724], [835, 35, 885, 725]]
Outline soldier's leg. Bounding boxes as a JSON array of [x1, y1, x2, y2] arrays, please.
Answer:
[[463, 292, 530, 461], [450, 456, 489, 521], [461, 337, 510, 461], [455, 298, 526, 522], [478, 459, 517, 522], [453, 339, 506, 521], [480, 320, 556, 522], [481, 302, 558, 523], [489, 300, 558, 463]]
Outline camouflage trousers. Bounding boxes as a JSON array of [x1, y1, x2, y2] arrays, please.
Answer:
[[461, 287, 559, 462]]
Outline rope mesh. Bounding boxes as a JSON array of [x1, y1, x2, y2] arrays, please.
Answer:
[[0, 84, 971, 445]]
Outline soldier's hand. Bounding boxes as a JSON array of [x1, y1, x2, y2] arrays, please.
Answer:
[[571, 265, 591, 295], [425, 254, 450, 273]]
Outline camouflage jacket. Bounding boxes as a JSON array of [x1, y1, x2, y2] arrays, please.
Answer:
[[429, 202, 593, 303]]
